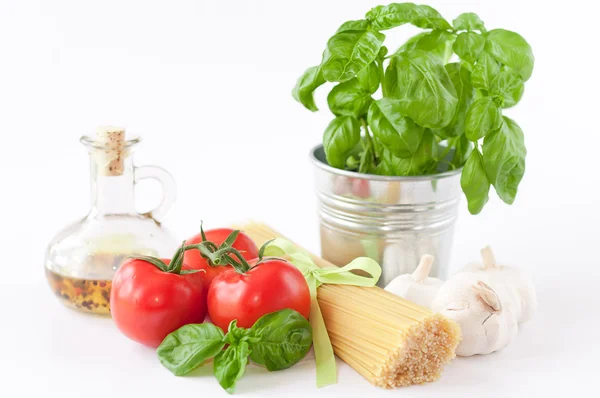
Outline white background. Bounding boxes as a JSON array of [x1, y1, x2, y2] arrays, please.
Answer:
[[1, 0, 598, 397]]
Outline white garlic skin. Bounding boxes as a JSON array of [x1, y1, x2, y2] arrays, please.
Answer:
[[478, 266, 537, 324], [458, 247, 537, 324], [458, 261, 483, 274], [385, 254, 442, 309], [431, 272, 519, 356], [385, 275, 443, 308]]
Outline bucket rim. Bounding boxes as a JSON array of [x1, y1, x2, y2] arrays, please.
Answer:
[[309, 144, 463, 182]]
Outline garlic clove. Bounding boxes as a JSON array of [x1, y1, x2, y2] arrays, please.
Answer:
[[385, 275, 415, 299], [455, 246, 498, 274], [433, 245, 535, 357], [407, 282, 444, 308], [458, 261, 484, 274], [476, 246, 537, 324], [480, 246, 496, 270], [432, 272, 518, 356], [473, 281, 502, 313], [385, 254, 443, 309], [411, 254, 435, 283], [432, 272, 489, 310]]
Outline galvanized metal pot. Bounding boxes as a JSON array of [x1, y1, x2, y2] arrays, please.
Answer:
[[310, 145, 462, 288]]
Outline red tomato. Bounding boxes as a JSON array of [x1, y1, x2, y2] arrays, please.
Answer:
[[207, 258, 311, 331], [184, 228, 259, 286], [110, 258, 207, 348]]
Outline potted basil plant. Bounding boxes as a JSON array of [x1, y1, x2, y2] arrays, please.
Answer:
[[293, 3, 533, 285]]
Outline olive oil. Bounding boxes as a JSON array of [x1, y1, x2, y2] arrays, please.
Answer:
[[43, 129, 179, 315], [45, 269, 112, 315]]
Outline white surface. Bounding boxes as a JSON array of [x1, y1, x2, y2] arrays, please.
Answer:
[[0, 0, 598, 397]]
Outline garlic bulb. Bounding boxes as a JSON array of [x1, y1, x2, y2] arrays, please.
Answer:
[[431, 272, 518, 356], [460, 246, 537, 323], [431, 245, 537, 356], [385, 254, 443, 308]]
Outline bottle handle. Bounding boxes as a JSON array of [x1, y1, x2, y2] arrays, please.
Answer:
[[134, 165, 176, 223]]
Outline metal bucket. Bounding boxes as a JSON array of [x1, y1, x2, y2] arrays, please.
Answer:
[[310, 145, 462, 287]]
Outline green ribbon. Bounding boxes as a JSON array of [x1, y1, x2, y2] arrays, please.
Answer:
[[263, 238, 382, 387]]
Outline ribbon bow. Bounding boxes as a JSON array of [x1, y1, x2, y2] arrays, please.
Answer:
[[263, 238, 382, 387]]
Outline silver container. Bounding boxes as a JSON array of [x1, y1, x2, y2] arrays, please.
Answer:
[[310, 145, 462, 287]]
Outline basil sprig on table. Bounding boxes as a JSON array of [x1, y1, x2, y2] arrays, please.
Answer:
[[157, 309, 312, 394], [293, 3, 533, 214]]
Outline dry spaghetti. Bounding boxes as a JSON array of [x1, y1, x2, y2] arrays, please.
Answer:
[[231, 221, 461, 388]]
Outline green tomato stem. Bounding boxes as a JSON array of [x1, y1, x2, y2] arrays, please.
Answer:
[[221, 230, 240, 248], [167, 241, 187, 273], [132, 255, 169, 272], [200, 221, 208, 241], [204, 241, 220, 252], [221, 247, 252, 274], [186, 241, 253, 274], [257, 239, 275, 261], [133, 242, 219, 275], [132, 228, 251, 275]]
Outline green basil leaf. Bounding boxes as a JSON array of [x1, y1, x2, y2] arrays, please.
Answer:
[[412, 5, 453, 30], [346, 155, 360, 171], [356, 62, 381, 93], [377, 130, 437, 176], [344, 139, 366, 171], [347, 136, 377, 173], [365, 3, 419, 29], [482, 116, 526, 204], [470, 52, 500, 91], [453, 32, 485, 64], [452, 12, 485, 32], [490, 67, 524, 108], [321, 29, 385, 83], [292, 66, 326, 112], [157, 323, 226, 376], [327, 79, 373, 117], [378, 148, 406, 176], [358, 143, 375, 174], [384, 50, 458, 129], [465, 97, 502, 141], [371, 133, 384, 154], [374, 151, 392, 175], [248, 309, 313, 371], [395, 30, 456, 63], [213, 342, 250, 394], [449, 134, 473, 169], [461, 147, 490, 215], [377, 45, 388, 61], [336, 19, 371, 33], [223, 320, 252, 346], [366, 3, 451, 31], [367, 99, 424, 158], [323, 116, 361, 168], [434, 62, 475, 138], [485, 29, 534, 81]]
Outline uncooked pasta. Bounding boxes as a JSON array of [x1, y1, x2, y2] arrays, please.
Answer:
[[231, 221, 461, 388]]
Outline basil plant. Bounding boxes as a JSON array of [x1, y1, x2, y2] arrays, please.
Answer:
[[293, 3, 534, 214]]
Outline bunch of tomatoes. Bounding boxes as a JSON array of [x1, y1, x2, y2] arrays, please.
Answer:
[[110, 227, 311, 348]]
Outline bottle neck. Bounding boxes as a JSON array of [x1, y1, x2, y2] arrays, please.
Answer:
[[89, 152, 136, 215]]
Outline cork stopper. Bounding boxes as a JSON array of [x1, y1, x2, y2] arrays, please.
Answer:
[[93, 126, 128, 176]]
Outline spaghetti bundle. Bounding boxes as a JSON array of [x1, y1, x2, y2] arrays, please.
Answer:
[[232, 221, 461, 388]]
